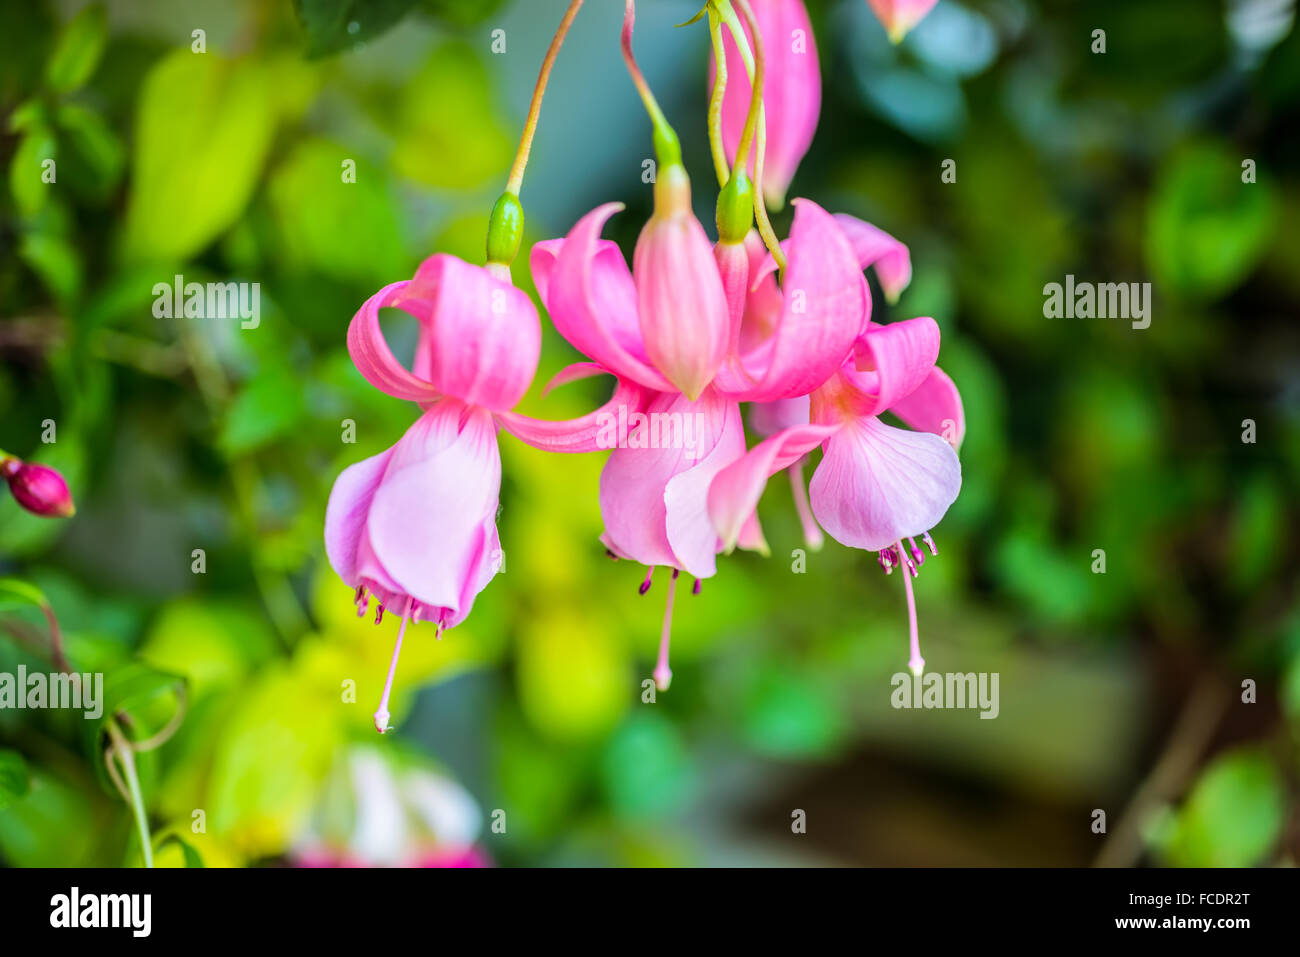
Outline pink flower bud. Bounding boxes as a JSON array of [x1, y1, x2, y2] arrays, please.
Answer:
[[866, 0, 939, 43], [2, 458, 75, 518], [632, 165, 730, 400]]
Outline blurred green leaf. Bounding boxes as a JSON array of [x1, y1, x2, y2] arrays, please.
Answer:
[[19, 231, 83, 304], [9, 126, 56, 218], [55, 103, 125, 199], [45, 4, 107, 94], [155, 833, 205, 868], [122, 51, 279, 264], [294, 0, 418, 57], [1150, 747, 1285, 867], [600, 714, 692, 820], [1146, 144, 1276, 300], [219, 367, 309, 456], [0, 749, 30, 811]]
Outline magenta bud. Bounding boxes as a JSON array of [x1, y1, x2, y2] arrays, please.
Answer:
[[2, 458, 75, 518]]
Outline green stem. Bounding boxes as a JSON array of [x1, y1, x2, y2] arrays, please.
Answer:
[[706, 5, 730, 189], [107, 719, 153, 869], [716, 0, 785, 272], [622, 0, 682, 166]]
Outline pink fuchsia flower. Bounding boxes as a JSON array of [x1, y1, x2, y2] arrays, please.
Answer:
[[867, 0, 940, 44], [708, 316, 963, 674], [531, 196, 866, 687], [293, 746, 489, 868], [1, 455, 75, 518], [326, 254, 639, 731], [712, 0, 821, 209]]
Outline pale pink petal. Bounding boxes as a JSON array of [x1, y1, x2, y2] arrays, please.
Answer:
[[662, 395, 749, 578], [889, 365, 965, 448], [403, 254, 539, 412], [832, 213, 912, 303], [324, 445, 396, 586], [706, 422, 841, 550], [363, 404, 503, 618], [714, 0, 821, 208], [543, 205, 673, 393], [529, 239, 564, 303], [749, 394, 809, 437], [809, 415, 960, 551]]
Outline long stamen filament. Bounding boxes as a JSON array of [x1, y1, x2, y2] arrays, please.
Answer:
[[899, 539, 924, 675], [654, 570, 679, 691], [504, 0, 585, 196], [373, 598, 415, 734]]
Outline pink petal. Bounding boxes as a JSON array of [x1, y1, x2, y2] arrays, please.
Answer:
[[403, 254, 539, 412], [713, 0, 821, 208], [361, 403, 504, 619], [542, 205, 674, 393], [832, 214, 912, 303], [496, 369, 651, 454], [633, 172, 731, 400], [844, 316, 941, 417], [324, 445, 396, 587], [866, 0, 940, 43], [748, 394, 809, 437], [888, 365, 965, 448], [706, 421, 841, 550], [598, 391, 743, 578], [809, 414, 960, 551], [346, 282, 442, 404], [714, 200, 868, 402]]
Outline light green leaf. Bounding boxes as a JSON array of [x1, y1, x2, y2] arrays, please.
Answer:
[[122, 51, 279, 264], [0, 750, 31, 811], [9, 126, 56, 218], [219, 367, 309, 456], [45, 4, 107, 94], [293, 0, 419, 57]]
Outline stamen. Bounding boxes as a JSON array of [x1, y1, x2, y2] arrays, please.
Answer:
[[606, 548, 618, 560], [373, 597, 415, 734], [898, 539, 924, 675], [787, 462, 823, 550], [374, 603, 385, 625], [654, 570, 679, 691], [638, 566, 654, 595], [908, 537, 925, 567], [922, 531, 937, 556], [878, 548, 895, 574], [692, 577, 702, 596]]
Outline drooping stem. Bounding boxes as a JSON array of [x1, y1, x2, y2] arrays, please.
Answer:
[[706, 5, 730, 188], [504, 0, 585, 196], [106, 719, 153, 868], [622, 0, 681, 164], [717, 0, 785, 271]]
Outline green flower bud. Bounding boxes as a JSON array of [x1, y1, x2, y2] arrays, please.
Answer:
[[486, 191, 525, 266], [716, 171, 755, 245]]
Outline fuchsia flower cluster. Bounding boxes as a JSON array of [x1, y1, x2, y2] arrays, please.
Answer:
[[324, 0, 957, 733]]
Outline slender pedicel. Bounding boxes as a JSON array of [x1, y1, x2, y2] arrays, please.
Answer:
[[654, 570, 680, 691], [788, 461, 823, 550], [373, 597, 416, 734]]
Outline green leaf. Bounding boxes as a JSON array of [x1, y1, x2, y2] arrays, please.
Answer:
[[293, 0, 419, 57], [0, 578, 50, 613], [8, 126, 56, 218], [45, 3, 108, 94], [122, 51, 279, 264], [0, 749, 31, 811], [54, 103, 125, 199], [219, 367, 309, 456], [1150, 747, 1285, 867], [1146, 144, 1276, 300], [82, 663, 187, 796], [19, 231, 83, 304], [155, 833, 205, 868]]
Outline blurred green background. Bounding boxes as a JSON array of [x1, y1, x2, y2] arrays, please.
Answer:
[[1, 0, 1298, 867]]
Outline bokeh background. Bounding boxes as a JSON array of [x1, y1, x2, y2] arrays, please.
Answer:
[[1, 0, 1298, 867]]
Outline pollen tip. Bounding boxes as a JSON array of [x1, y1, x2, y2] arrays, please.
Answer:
[[638, 581, 652, 596], [908, 656, 925, 677], [692, 578, 702, 596], [373, 709, 391, 734]]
